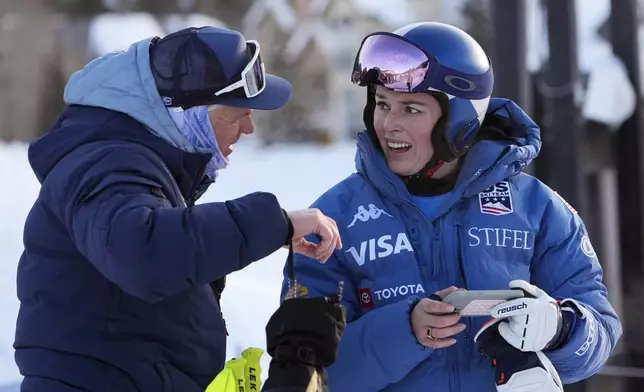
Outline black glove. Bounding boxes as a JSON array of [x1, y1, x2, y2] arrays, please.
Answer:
[[261, 294, 346, 392], [266, 295, 346, 369], [475, 319, 563, 390]]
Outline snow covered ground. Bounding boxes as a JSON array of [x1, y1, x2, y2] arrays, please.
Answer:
[[0, 139, 357, 390]]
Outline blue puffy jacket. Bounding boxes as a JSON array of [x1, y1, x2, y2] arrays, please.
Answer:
[[15, 38, 290, 391], [283, 99, 622, 391]]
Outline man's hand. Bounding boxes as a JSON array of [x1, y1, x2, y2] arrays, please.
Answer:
[[411, 287, 466, 348], [490, 280, 563, 352], [286, 209, 342, 262]]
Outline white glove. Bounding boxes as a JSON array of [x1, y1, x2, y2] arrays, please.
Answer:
[[490, 280, 562, 352]]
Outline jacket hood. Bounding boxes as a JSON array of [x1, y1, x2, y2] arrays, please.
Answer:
[[63, 37, 206, 155], [355, 98, 542, 217], [28, 38, 215, 199]]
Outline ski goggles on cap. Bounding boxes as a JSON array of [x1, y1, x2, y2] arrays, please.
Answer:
[[214, 40, 266, 99], [152, 29, 274, 109], [351, 33, 431, 93]]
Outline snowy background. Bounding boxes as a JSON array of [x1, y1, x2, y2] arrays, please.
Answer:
[[0, 0, 641, 390]]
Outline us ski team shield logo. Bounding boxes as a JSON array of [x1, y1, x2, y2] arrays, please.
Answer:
[[479, 181, 513, 216]]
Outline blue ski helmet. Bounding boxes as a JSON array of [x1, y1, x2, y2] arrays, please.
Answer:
[[352, 22, 494, 167]]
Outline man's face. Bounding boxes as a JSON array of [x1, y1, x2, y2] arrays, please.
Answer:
[[372, 86, 443, 176], [208, 105, 255, 157]]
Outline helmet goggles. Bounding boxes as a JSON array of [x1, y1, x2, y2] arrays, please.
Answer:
[[351, 32, 493, 100]]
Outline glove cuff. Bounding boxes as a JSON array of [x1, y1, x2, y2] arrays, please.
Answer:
[[559, 298, 588, 318], [545, 300, 578, 351]]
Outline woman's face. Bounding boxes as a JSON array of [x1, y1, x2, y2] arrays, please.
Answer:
[[372, 86, 443, 176]]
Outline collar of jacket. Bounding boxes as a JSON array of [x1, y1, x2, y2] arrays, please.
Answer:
[[354, 131, 528, 219], [29, 106, 214, 204]]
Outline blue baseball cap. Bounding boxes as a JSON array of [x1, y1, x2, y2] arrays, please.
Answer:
[[150, 26, 292, 110]]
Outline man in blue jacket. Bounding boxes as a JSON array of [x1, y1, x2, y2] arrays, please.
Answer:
[[14, 26, 341, 392], [284, 22, 622, 391]]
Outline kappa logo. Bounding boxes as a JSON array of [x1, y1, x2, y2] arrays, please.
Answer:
[[479, 181, 513, 216], [347, 204, 393, 228]]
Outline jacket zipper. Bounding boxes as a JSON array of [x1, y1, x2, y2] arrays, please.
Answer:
[[364, 154, 437, 288], [432, 222, 443, 282], [456, 225, 473, 361], [365, 147, 465, 379]]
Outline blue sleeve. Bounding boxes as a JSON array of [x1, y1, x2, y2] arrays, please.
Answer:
[[65, 149, 289, 303], [531, 192, 622, 383], [284, 246, 431, 391]]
